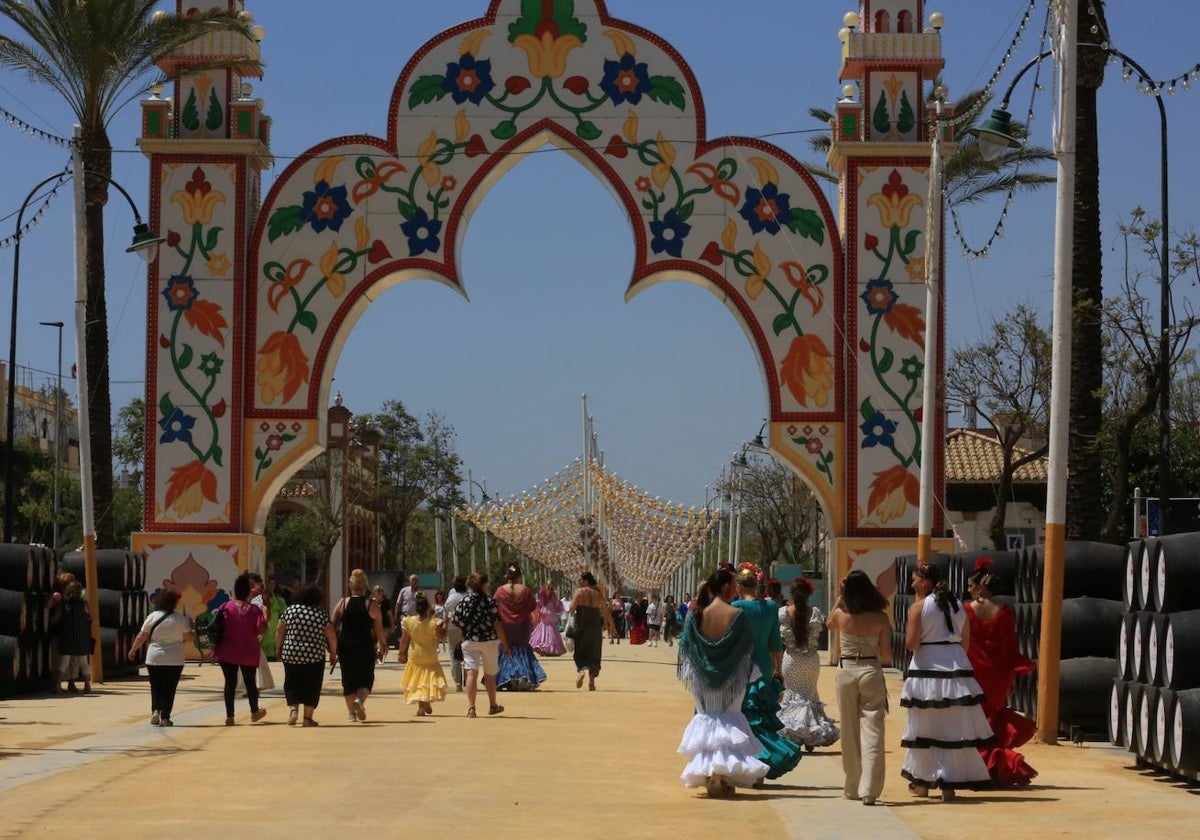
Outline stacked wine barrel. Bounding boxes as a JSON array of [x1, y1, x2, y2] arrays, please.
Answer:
[[894, 543, 1123, 736], [61, 549, 148, 678], [0, 544, 59, 695], [1109, 534, 1200, 782]]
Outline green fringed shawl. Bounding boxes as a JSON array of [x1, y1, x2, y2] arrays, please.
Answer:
[[677, 610, 755, 713]]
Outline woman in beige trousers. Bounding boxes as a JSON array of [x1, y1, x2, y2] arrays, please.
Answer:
[[827, 570, 893, 805]]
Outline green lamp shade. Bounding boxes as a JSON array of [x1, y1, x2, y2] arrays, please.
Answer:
[[968, 108, 1022, 162]]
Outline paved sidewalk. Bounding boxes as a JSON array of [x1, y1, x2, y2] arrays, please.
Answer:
[[0, 643, 1194, 839]]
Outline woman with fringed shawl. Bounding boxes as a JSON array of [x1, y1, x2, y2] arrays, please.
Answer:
[[676, 567, 769, 797]]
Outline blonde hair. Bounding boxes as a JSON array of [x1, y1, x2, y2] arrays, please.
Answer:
[[348, 568, 369, 596]]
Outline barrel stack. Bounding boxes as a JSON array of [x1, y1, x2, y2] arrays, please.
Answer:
[[1110, 534, 1200, 783], [0, 544, 60, 695], [894, 542, 1123, 739], [61, 549, 149, 678]]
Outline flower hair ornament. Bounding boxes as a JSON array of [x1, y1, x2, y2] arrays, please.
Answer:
[[972, 557, 996, 588], [793, 577, 815, 597], [736, 562, 764, 584]]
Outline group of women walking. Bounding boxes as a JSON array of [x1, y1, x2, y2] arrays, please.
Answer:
[[676, 559, 1037, 801]]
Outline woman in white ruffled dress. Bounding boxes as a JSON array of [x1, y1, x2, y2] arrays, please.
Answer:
[[677, 566, 768, 797], [901, 561, 993, 800], [777, 578, 841, 750]]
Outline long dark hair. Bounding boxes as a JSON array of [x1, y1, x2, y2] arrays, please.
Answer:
[[789, 578, 814, 651], [916, 562, 960, 633], [695, 568, 734, 622], [843, 570, 887, 614]]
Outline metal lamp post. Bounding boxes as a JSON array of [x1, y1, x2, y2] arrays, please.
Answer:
[[5, 166, 164, 543], [38, 320, 64, 552]]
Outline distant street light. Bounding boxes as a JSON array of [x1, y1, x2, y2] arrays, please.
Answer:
[[38, 320, 64, 552], [5, 169, 164, 542]]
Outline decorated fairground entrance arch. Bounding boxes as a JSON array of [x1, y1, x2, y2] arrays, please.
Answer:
[[133, 0, 953, 611]]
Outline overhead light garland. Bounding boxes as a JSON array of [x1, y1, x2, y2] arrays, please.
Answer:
[[454, 459, 717, 590]]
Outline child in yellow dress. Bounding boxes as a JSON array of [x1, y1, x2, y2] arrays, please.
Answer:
[[398, 594, 448, 716]]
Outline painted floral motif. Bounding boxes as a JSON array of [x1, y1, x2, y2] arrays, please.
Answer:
[[407, 9, 685, 147], [787, 424, 835, 488], [254, 421, 305, 481], [858, 169, 928, 525], [157, 166, 231, 520], [261, 155, 396, 411]]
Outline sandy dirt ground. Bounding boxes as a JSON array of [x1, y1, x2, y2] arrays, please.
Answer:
[[0, 641, 1195, 839]]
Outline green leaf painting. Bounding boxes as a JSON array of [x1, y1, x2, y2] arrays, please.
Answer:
[[267, 206, 305, 243], [408, 75, 448, 109], [205, 87, 223, 132], [181, 88, 200, 132]]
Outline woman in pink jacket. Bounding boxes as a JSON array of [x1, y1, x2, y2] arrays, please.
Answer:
[[212, 573, 268, 725]]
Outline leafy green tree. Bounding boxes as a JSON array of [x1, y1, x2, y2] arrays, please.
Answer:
[[113, 397, 145, 489], [358, 401, 463, 568], [722, 451, 823, 574], [0, 1, 259, 546], [265, 507, 338, 584], [1097, 209, 1200, 542], [946, 305, 1052, 549]]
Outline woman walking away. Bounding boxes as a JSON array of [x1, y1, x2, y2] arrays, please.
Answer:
[[276, 584, 337, 727], [732, 564, 803, 782], [569, 572, 617, 691], [778, 578, 841, 751], [398, 594, 448, 716], [826, 570, 891, 805], [901, 562, 993, 800], [128, 588, 193, 726], [964, 559, 1037, 785], [662, 595, 680, 646], [444, 577, 468, 691], [646, 594, 662, 647], [494, 563, 547, 690], [332, 569, 389, 723], [530, 583, 566, 656], [452, 573, 511, 717], [677, 566, 769, 797], [213, 573, 268, 725]]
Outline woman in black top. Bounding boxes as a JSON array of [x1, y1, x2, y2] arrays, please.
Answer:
[[332, 569, 388, 723]]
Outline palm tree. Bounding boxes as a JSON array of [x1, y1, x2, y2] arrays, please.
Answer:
[[0, 1, 259, 545], [1066, 0, 1109, 541], [804, 89, 1056, 203]]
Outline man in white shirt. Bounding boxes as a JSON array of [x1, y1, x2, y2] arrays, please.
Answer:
[[396, 574, 421, 618]]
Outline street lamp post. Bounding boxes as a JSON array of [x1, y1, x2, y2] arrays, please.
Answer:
[[4, 166, 163, 543], [38, 321, 64, 552], [465, 472, 491, 574]]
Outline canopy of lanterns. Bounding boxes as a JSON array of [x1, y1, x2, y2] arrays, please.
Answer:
[[454, 459, 719, 590]]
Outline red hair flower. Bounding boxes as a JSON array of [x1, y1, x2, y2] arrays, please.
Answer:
[[974, 557, 994, 573]]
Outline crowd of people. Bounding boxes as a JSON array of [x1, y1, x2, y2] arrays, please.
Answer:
[[676, 559, 1037, 802], [110, 552, 1037, 804]]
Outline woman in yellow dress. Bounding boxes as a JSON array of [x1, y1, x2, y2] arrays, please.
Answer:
[[398, 594, 448, 716]]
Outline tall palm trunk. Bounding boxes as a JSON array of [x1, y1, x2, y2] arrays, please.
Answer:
[[81, 128, 116, 547], [1066, 1, 1108, 541]]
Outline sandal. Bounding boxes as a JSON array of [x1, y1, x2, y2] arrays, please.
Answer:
[[488, 704, 505, 715], [466, 708, 477, 718], [908, 782, 929, 797], [576, 673, 585, 689]]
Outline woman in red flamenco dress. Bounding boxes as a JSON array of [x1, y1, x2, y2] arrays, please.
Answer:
[[964, 559, 1038, 786]]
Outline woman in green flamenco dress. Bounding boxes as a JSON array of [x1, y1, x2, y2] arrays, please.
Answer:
[[731, 563, 803, 782]]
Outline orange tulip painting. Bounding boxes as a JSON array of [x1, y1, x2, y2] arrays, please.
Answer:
[[256, 332, 311, 406]]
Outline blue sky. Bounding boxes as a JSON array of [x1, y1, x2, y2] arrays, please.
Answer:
[[2, 1, 1199, 510]]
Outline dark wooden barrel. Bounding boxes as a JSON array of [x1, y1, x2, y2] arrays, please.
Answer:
[[1124, 540, 1144, 611], [1154, 687, 1175, 764], [1132, 611, 1155, 683], [1062, 542, 1127, 601], [1117, 612, 1136, 680], [96, 589, 125, 627], [1154, 532, 1200, 613], [0, 634, 20, 686], [1125, 681, 1145, 754], [1138, 685, 1160, 761], [0, 589, 27, 637], [1168, 688, 1200, 773], [1163, 610, 1200, 690], [0, 545, 34, 591], [1060, 598, 1124, 660], [1059, 657, 1119, 732], [1148, 612, 1171, 686], [61, 550, 133, 591], [1109, 679, 1128, 747]]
